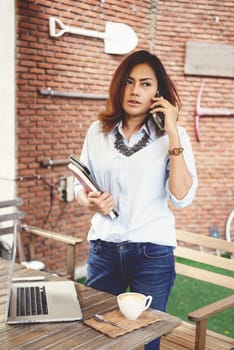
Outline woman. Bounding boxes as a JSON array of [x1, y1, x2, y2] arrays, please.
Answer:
[[74, 50, 198, 349]]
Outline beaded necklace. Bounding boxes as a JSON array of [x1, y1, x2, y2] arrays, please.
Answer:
[[114, 129, 150, 157]]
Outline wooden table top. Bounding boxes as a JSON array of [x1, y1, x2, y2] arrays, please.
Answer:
[[0, 260, 181, 350]]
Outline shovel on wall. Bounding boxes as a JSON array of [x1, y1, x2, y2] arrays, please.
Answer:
[[49, 17, 138, 55]]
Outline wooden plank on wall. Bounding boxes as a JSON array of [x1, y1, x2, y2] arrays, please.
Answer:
[[184, 41, 234, 78]]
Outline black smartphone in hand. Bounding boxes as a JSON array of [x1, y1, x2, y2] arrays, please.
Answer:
[[152, 111, 165, 131], [151, 91, 165, 131]]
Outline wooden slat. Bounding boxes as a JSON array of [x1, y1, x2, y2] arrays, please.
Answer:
[[0, 198, 23, 208], [0, 211, 24, 223], [22, 225, 82, 245], [175, 246, 234, 271], [175, 262, 234, 289], [0, 225, 21, 235], [176, 229, 234, 253], [188, 295, 234, 322]]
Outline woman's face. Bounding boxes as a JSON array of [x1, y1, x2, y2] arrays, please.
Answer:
[[122, 63, 158, 120]]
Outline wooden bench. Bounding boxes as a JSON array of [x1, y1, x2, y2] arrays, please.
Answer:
[[161, 229, 234, 350], [22, 224, 82, 280], [0, 199, 82, 280]]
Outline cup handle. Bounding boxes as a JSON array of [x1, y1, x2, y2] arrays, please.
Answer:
[[143, 295, 153, 311]]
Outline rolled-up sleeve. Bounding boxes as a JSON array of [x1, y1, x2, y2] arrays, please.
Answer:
[[165, 128, 198, 208], [166, 175, 198, 207]]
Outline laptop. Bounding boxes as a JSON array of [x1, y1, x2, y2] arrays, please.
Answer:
[[3, 223, 83, 324]]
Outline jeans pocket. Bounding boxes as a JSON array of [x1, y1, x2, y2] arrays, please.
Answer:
[[143, 243, 173, 259], [89, 240, 102, 254]]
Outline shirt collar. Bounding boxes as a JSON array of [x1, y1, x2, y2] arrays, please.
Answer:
[[114, 119, 156, 141]]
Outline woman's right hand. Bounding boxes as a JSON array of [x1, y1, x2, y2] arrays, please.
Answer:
[[76, 189, 115, 216], [87, 191, 115, 216]]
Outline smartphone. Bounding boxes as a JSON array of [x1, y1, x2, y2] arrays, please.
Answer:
[[151, 91, 165, 131]]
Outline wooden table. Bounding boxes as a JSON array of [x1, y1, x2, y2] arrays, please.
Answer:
[[0, 261, 181, 350]]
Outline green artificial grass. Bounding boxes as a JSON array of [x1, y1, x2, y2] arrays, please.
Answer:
[[77, 276, 86, 284], [77, 257, 234, 338]]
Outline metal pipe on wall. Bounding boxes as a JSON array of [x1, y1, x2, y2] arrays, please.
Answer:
[[40, 158, 70, 168], [39, 88, 108, 100]]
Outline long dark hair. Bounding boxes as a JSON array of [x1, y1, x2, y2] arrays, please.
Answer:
[[98, 50, 181, 134]]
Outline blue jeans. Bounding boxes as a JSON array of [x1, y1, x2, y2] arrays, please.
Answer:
[[86, 240, 176, 350]]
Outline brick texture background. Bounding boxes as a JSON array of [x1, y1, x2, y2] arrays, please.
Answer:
[[16, 0, 234, 276]]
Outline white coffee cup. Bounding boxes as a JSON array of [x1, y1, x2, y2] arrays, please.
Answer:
[[117, 292, 153, 320]]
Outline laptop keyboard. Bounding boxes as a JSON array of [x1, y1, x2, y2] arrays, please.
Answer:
[[16, 286, 48, 316]]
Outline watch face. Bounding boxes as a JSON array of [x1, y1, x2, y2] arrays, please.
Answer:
[[169, 147, 183, 156]]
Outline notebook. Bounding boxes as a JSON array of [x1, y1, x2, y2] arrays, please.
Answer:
[[68, 154, 118, 220], [3, 223, 83, 324]]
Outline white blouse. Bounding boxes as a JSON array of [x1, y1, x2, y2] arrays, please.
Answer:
[[73, 120, 198, 247]]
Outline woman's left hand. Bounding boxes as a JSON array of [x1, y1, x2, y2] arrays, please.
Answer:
[[150, 96, 179, 133]]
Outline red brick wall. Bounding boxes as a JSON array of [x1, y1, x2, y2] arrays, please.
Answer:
[[16, 0, 234, 275], [154, 0, 234, 236]]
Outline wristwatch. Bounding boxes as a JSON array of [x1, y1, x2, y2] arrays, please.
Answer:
[[168, 147, 184, 156]]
